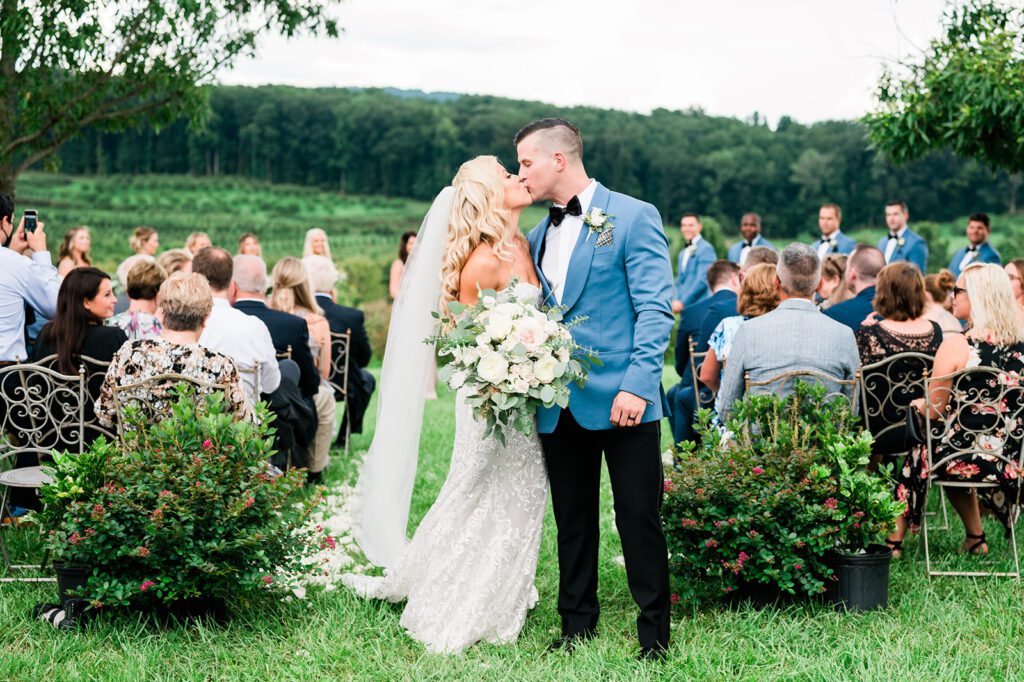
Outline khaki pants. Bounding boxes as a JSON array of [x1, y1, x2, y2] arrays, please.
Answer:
[[307, 384, 336, 474]]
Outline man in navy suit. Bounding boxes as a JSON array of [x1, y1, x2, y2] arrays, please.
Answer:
[[813, 204, 857, 259], [824, 246, 885, 331], [667, 260, 741, 444], [671, 213, 716, 314], [877, 200, 928, 273], [304, 255, 376, 447], [727, 212, 773, 266], [948, 212, 1001, 278]]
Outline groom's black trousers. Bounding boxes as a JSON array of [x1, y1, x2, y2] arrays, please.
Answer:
[[540, 409, 670, 650]]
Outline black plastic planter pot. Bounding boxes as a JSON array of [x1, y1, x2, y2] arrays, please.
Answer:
[[825, 544, 892, 612], [52, 563, 91, 604]]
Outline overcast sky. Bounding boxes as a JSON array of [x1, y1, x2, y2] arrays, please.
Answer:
[[221, 0, 948, 124]]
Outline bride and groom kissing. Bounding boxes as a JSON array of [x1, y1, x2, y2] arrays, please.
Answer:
[[342, 118, 675, 660]]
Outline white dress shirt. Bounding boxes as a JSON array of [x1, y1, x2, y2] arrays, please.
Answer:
[[541, 179, 597, 304], [680, 235, 704, 272], [817, 231, 842, 260], [884, 226, 908, 263], [199, 297, 281, 401], [0, 247, 59, 361]]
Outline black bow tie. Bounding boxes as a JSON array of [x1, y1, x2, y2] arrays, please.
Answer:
[[821, 236, 832, 243], [548, 195, 582, 227], [888, 232, 899, 240], [743, 241, 754, 249], [967, 245, 978, 253]]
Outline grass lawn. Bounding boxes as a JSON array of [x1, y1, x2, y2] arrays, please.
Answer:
[[4, 374, 1024, 680]]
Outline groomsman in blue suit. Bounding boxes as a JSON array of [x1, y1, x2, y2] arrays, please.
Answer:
[[877, 200, 928, 273], [812, 203, 856, 259], [727, 212, 773, 266], [671, 213, 716, 314], [948, 212, 1001, 278]]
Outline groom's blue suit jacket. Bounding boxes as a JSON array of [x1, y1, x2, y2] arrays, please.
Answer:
[[528, 183, 675, 434]]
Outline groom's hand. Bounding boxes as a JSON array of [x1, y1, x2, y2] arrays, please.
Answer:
[[610, 391, 647, 428]]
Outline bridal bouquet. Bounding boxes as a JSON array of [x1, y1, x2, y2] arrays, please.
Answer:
[[429, 285, 596, 445]]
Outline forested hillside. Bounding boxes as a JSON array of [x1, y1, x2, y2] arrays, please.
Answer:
[[50, 86, 1020, 238]]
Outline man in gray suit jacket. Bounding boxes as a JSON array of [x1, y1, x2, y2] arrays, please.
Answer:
[[717, 243, 861, 421]]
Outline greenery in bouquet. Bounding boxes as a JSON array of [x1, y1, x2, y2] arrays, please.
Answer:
[[662, 383, 904, 605], [37, 386, 326, 609], [428, 283, 598, 444]]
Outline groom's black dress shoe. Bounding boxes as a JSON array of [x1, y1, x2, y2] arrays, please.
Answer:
[[546, 630, 595, 654], [638, 646, 667, 663]]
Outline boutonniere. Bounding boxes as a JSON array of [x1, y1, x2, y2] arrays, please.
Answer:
[[828, 238, 838, 252], [584, 208, 615, 245], [897, 238, 906, 248]]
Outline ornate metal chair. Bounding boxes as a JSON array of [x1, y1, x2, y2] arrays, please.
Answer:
[[744, 368, 861, 416], [110, 373, 230, 446], [0, 361, 86, 581], [34, 353, 115, 442], [327, 330, 352, 455], [921, 366, 1024, 580], [687, 337, 714, 409], [236, 363, 262, 405]]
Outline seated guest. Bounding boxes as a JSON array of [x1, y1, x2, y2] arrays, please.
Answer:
[[877, 200, 928, 272], [237, 232, 262, 257], [56, 226, 93, 278], [0, 195, 59, 363], [817, 254, 850, 310], [892, 263, 1024, 558], [855, 263, 942, 458], [269, 257, 335, 481], [194, 247, 281, 402], [700, 263, 780, 396], [742, 246, 777, 271], [671, 213, 716, 314], [667, 260, 740, 443], [107, 260, 166, 342], [1003, 259, 1024, 322], [130, 226, 159, 256], [304, 255, 376, 447], [232, 255, 319, 398], [824, 246, 885, 331], [185, 232, 212, 256], [95, 273, 252, 428], [113, 254, 156, 314], [923, 270, 963, 337], [32, 268, 127, 369], [813, 203, 856, 257], [303, 228, 332, 260], [727, 212, 773, 267], [718, 243, 860, 421], [948, 212, 1000, 278], [157, 248, 193, 275]]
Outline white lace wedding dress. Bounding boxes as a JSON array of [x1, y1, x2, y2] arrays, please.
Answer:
[[342, 282, 548, 655]]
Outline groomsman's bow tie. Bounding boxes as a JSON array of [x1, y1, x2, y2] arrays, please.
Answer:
[[743, 241, 754, 249], [548, 195, 582, 226], [888, 232, 900, 240], [967, 245, 978, 252], [685, 239, 694, 247], [820, 236, 832, 243]]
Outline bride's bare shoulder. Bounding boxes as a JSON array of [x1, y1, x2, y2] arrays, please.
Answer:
[[459, 243, 504, 301]]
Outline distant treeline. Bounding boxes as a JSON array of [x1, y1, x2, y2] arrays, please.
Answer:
[[53, 86, 1020, 239]]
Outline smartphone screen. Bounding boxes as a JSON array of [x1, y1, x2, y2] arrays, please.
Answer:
[[24, 210, 37, 233]]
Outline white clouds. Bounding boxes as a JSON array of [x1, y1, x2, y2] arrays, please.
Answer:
[[221, 0, 946, 124]]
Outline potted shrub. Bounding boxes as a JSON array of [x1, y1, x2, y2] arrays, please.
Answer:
[[662, 383, 904, 610], [36, 385, 325, 618]]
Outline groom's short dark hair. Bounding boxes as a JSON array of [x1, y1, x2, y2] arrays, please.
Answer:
[[514, 118, 583, 161]]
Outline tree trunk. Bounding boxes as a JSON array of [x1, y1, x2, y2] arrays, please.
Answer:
[[1009, 173, 1021, 215], [0, 161, 15, 197]]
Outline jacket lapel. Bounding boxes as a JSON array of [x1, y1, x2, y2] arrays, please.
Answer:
[[559, 182, 609, 312]]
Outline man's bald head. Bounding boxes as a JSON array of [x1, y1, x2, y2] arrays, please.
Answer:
[[849, 245, 886, 284]]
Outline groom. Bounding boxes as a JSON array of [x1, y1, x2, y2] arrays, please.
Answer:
[[517, 118, 674, 660]]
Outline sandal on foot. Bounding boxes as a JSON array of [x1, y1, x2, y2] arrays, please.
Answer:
[[964, 532, 988, 555], [886, 539, 904, 559]]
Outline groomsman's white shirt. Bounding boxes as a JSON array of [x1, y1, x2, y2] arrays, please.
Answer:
[[542, 179, 597, 304], [884, 226, 908, 263], [199, 297, 281, 401], [680, 235, 704, 272], [817, 230, 842, 260]]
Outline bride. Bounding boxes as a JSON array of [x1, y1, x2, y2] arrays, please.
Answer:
[[342, 156, 547, 654]]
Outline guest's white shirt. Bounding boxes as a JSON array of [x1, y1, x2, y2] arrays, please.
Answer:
[[0, 247, 59, 362], [884, 226, 908, 263], [541, 179, 597, 304], [817, 230, 842, 260], [199, 297, 281, 401]]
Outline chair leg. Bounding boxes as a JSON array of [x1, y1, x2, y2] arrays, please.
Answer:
[[938, 491, 950, 531], [923, 481, 933, 579], [0, 485, 12, 573], [1011, 505, 1021, 583]]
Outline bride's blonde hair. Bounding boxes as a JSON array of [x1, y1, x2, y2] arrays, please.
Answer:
[[439, 156, 512, 312]]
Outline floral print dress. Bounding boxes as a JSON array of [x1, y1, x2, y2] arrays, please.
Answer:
[[107, 310, 162, 342], [897, 338, 1024, 534], [95, 337, 253, 428]]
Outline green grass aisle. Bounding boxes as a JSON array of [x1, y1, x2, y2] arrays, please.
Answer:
[[3, 373, 1024, 680]]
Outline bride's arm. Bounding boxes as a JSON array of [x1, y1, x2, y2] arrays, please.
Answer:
[[457, 246, 504, 305]]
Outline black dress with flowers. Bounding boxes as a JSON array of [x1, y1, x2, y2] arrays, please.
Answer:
[[897, 339, 1024, 533]]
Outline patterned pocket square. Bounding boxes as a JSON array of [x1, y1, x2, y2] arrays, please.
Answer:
[[595, 229, 614, 248]]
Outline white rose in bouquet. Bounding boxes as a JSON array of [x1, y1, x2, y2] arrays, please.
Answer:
[[494, 302, 523, 317], [515, 316, 549, 351], [477, 352, 510, 384], [461, 345, 481, 365], [544, 319, 560, 336], [449, 370, 468, 390], [534, 355, 559, 384], [556, 347, 570, 363], [511, 377, 530, 394], [484, 313, 514, 341]]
